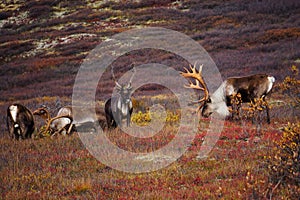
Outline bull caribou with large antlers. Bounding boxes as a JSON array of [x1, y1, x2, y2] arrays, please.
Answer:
[[105, 66, 136, 129], [181, 63, 275, 123], [33, 106, 73, 136]]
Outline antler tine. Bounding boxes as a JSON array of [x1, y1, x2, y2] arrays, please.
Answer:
[[199, 64, 203, 73], [197, 63, 209, 101], [111, 66, 116, 82], [189, 63, 196, 73], [111, 66, 121, 88], [183, 80, 205, 91], [129, 66, 136, 85], [194, 60, 198, 69], [182, 66, 190, 73]]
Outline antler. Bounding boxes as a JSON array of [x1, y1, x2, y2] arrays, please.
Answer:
[[33, 107, 51, 121], [111, 66, 122, 88], [112, 65, 136, 90], [41, 115, 73, 136], [34, 107, 73, 136], [127, 66, 136, 88], [180, 63, 209, 112]]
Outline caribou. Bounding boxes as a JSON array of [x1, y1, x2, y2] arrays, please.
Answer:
[[7, 103, 35, 139], [181, 63, 275, 123], [33, 106, 73, 136], [105, 66, 136, 129]]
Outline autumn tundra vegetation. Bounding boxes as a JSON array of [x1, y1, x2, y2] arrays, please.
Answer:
[[1, 0, 300, 199]]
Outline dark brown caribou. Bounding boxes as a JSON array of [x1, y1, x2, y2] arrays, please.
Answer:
[[7, 103, 35, 139]]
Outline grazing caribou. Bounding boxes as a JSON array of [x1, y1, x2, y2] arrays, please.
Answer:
[[33, 106, 73, 135], [7, 103, 35, 139], [181, 64, 275, 123], [105, 67, 136, 129]]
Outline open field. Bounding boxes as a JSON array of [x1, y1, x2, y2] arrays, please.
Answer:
[[0, 120, 285, 199], [0, 0, 299, 199]]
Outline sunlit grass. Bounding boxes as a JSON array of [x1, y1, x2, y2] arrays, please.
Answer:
[[0, 119, 285, 199]]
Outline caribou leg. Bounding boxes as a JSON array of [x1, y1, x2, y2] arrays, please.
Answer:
[[127, 114, 130, 127], [106, 113, 117, 129], [56, 126, 68, 135], [112, 119, 117, 128], [265, 102, 270, 124], [67, 124, 74, 134], [107, 115, 115, 129], [116, 112, 122, 128]]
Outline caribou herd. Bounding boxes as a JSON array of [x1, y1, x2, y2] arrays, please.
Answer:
[[6, 63, 275, 140]]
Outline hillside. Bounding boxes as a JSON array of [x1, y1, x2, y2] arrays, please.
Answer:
[[1, 0, 299, 100]]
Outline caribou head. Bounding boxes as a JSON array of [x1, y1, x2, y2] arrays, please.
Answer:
[[105, 66, 136, 129]]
